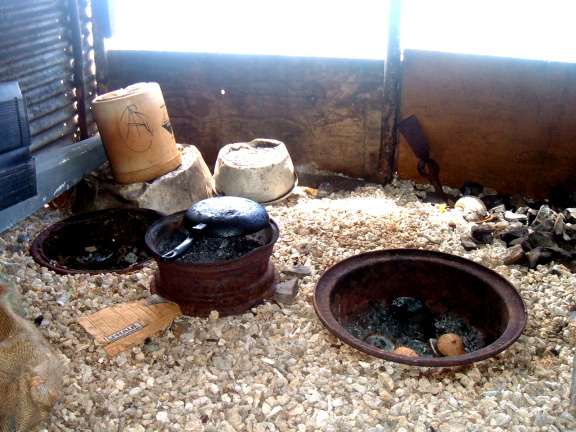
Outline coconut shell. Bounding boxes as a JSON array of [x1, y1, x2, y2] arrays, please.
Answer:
[[393, 346, 419, 357], [437, 333, 466, 356]]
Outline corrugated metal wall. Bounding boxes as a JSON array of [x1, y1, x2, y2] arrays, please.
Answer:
[[0, 0, 97, 152]]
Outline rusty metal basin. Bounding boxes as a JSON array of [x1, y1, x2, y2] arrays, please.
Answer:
[[313, 249, 527, 367], [31, 208, 164, 275]]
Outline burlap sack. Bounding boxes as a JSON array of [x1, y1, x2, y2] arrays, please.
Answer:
[[0, 273, 62, 432]]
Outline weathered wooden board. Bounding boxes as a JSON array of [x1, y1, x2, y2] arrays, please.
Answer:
[[107, 51, 384, 179], [398, 50, 576, 199]]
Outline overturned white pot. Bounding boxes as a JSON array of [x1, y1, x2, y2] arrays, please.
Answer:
[[213, 138, 296, 203]]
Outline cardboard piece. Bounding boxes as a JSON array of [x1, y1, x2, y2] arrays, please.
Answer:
[[77, 295, 181, 356]]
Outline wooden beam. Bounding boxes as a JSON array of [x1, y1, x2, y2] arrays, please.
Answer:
[[375, 0, 402, 184]]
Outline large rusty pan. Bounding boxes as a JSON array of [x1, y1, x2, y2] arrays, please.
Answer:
[[314, 249, 527, 367]]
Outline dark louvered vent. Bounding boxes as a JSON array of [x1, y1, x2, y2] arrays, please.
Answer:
[[0, 0, 98, 152]]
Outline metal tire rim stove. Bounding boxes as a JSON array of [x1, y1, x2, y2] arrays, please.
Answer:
[[145, 210, 279, 317]]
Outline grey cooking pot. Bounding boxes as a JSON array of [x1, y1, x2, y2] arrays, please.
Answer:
[[160, 196, 270, 262]]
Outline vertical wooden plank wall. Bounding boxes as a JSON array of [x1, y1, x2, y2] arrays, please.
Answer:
[[106, 49, 576, 198], [107, 52, 384, 179], [397, 50, 576, 199]]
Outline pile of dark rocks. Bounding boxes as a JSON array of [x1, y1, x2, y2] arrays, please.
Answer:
[[457, 181, 576, 270]]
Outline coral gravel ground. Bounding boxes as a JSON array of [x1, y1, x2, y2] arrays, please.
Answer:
[[1, 177, 575, 432]]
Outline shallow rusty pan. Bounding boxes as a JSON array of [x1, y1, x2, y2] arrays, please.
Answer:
[[313, 248, 527, 367], [31, 208, 164, 275]]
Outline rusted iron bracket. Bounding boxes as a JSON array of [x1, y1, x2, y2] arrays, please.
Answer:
[[398, 115, 454, 206]]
